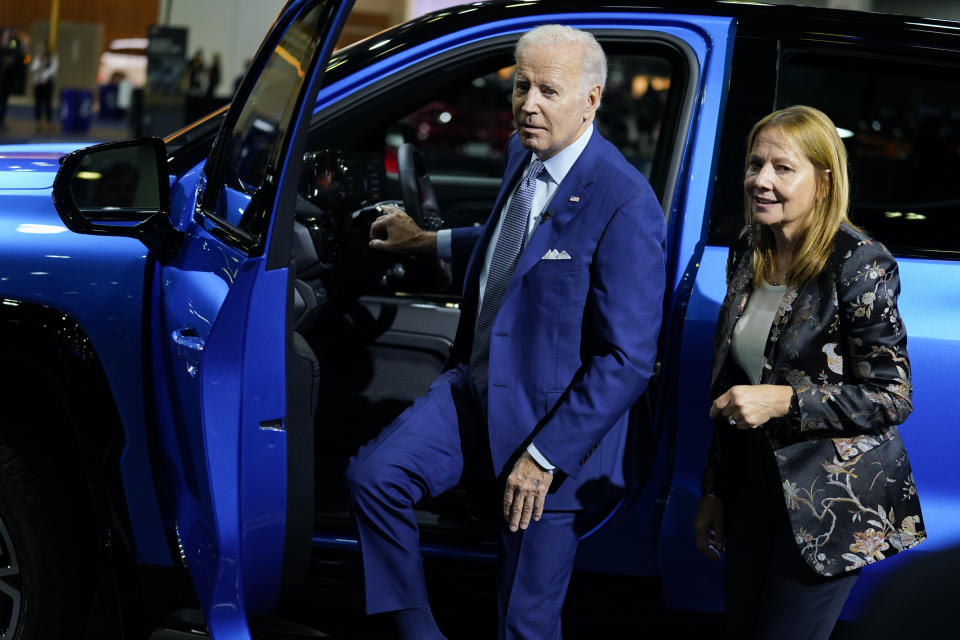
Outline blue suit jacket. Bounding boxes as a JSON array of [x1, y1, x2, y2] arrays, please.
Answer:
[[448, 128, 667, 511]]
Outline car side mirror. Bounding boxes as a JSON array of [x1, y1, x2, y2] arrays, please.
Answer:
[[52, 137, 182, 259]]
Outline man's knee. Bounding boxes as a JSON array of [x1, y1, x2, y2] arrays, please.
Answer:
[[345, 423, 398, 497], [345, 453, 379, 499], [346, 452, 425, 511]]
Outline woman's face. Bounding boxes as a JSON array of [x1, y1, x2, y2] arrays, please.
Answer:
[[744, 126, 821, 239]]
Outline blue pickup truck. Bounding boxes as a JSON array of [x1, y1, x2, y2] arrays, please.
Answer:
[[0, 1, 957, 637]]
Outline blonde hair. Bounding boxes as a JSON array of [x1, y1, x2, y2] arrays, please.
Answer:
[[744, 105, 856, 287]]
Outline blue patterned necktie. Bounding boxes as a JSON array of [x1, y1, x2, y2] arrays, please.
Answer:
[[470, 159, 545, 394]]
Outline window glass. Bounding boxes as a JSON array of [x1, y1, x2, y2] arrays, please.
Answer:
[[211, 1, 331, 235], [705, 36, 778, 245], [385, 67, 514, 181], [600, 55, 673, 178], [779, 53, 960, 256]]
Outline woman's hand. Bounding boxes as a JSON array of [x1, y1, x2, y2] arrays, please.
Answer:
[[694, 495, 725, 561], [709, 384, 794, 429]]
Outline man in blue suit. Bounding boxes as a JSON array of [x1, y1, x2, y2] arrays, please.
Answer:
[[347, 24, 666, 640]]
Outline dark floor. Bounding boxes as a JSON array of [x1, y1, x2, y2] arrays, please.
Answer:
[[267, 549, 859, 640], [273, 552, 716, 639], [0, 99, 131, 145]]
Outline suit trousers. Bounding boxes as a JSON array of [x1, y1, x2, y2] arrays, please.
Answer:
[[345, 364, 580, 639], [724, 509, 858, 640]]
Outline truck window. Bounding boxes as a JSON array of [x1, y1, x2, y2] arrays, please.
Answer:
[[778, 52, 960, 258], [206, 2, 332, 243]]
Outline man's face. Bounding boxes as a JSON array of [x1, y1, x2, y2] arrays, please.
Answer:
[[512, 43, 601, 160]]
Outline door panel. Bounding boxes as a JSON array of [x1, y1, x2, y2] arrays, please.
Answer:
[[160, 246, 289, 630], [655, 246, 726, 611], [842, 258, 960, 615], [151, 0, 353, 635], [357, 295, 460, 404]]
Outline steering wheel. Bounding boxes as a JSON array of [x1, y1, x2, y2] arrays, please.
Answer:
[[397, 143, 443, 231]]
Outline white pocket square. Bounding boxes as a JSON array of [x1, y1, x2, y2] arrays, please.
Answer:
[[542, 249, 571, 260]]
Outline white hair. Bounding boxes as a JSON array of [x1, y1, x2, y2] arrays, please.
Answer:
[[514, 24, 607, 97]]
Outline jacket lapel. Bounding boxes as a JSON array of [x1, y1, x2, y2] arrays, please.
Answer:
[[500, 132, 602, 305], [511, 172, 590, 282], [710, 246, 803, 390], [761, 284, 801, 378]]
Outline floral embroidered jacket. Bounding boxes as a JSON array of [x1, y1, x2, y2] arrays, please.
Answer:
[[701, 223, 926, 576]]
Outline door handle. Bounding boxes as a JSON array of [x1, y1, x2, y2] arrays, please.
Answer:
[[171, 327, 204, 376]]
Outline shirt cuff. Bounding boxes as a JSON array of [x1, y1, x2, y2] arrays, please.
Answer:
[[526, 443, 556, 474], [436, 228, 453, 262]]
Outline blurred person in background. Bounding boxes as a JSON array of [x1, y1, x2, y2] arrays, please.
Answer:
[[206, 52, 221, 98], [187, 50, 206, 96], [0, 28, 19, 129], [31, 40, 57, 132]]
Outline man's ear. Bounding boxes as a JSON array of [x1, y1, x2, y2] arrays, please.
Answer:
[[583, 83, 602, 121]]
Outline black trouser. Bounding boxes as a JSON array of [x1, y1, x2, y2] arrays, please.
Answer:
[[34, 81, 54, 123], [724, 509, 858, 640]]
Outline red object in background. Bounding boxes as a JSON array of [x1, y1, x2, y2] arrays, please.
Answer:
[[384, 145, 398, 175]]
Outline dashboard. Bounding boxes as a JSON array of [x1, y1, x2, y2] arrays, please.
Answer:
[[290, 147, 440, 331]]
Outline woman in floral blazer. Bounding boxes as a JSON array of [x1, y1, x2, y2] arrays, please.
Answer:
[[693, 105, 925, 639]]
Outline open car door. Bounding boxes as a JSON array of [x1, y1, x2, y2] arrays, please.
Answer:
[[151, 1, 354, 635], [52, 1, 353, 636]]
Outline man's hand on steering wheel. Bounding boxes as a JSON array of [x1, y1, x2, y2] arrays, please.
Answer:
[[369, 204, 438, 255]]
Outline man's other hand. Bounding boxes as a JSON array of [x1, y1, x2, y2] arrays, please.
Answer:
[[503, 451, 554, 532], [369, 205, 438, 254]]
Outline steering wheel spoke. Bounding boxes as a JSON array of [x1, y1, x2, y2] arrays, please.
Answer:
[[397, 143, 442, 231]]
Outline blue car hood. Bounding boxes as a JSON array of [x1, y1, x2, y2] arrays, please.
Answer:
[[0, 142, 94, 190]]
